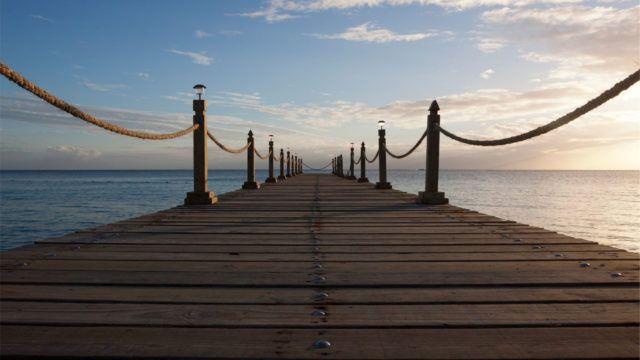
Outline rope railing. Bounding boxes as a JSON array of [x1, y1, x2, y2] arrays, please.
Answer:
[[437, 69, 639, 146], [365, 150, 379, 163], [354, 155, 362, 165], [303, 160, 333, 171], [254, 148, 269, 160], [206, 130, 250, 154], [385, 128, 428, 159], [0, 62, 200, 140]]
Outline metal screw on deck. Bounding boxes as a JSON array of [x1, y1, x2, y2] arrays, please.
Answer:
[[242, 130, 260, 189], [184, 84, 218, 205], [286, 149, 292, 177], [278, 148, 286, 180], [375, 120, 392, 189], [358, 141, 369, 183], [418, 100, 448, 204], [265, 134, 277, 183], [347, 143, 356, 180]]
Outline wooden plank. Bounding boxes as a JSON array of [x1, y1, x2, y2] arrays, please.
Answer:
[[3, 285, 637, 304], [2, 326, 638, 359]]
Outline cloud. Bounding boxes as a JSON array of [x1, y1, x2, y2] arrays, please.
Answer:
[[194, 30, 212, 38], [80, 79, 127, 92], [239, 0, 589, 22], [167, 49, 213, 65], [480, 69, 495, 79], [29, 14, 54, 23], [476, 37, 506, 52], [312, 22, 437, 43], [47, 145, 101, 159], [480, 5, 639, 78], [137, 72, 150, 79]]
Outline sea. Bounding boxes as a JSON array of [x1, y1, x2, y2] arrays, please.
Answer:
[[0, 170, 638, 252]]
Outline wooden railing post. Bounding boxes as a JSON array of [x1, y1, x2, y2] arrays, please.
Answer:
[[418, 100, 448, 204], [332, 157, 335, 175], [278, 148, 286, 180], [348, 145, 356, 180], [358, 141, 369, 183], [286, 150, 292, 177], [299, 158, 303, 174], [375, 128, 392, 189], [293, 155, 298, 176], [338, 155, 344, 177], [184, 96, 218, 205], [242, 130, 260, 189], [265, 139, 276, 183]]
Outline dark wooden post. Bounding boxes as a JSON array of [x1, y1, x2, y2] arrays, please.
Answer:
[[348, 145, 356, 179], [286, 150, 291, 177], [299, 158, 304, 174], [419, 101, 448, 204], [358, 141, 369, 183], [242, 130, 260, 189], [375, 128, 392, 189], [265, 138, 276, 183], [184, 96, 218, 205], [339, 155, 344, 177], [332, 157, 335, 174], [293, 155, 298, 176], [278, 148, 286, 180]]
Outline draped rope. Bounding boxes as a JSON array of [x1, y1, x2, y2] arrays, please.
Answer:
[[354, 155, 362, 165], [254, 148, 269, 160], [302, 160, 333, 171], [207, 130, 250, 154], [385, 128, 428, 159], [437, 69, 640, 146], [0, 62, 200, 140], [365, 150, 379, 163]]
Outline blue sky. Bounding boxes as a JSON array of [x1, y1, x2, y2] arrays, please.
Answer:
[[0, 0, 638, 169]]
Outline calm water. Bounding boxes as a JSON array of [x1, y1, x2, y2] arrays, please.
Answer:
[[0, 170, 638, 252]]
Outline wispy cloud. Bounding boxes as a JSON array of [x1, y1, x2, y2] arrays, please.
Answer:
[[167, 49, 213, 65], [194, 30, 212, 38], [480, 69, 495, 79], [80, 79, 127, 92], [312, 23, 437, 43], [476, 37, 506, 52], [137, 72, 150, 79], [29, 14, 54, 23], [47, 145, 101, 159]]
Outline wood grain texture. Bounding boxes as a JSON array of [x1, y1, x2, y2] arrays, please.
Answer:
[[1, 173, 638, 359]]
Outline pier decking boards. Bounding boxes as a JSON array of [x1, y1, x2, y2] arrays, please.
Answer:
[[1, 174, 638, 359]]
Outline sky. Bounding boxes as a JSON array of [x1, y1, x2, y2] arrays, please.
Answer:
[[0, 0, 638, 170]]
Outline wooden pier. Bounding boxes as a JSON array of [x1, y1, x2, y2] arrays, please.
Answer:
[[1, 174, 639, 359]]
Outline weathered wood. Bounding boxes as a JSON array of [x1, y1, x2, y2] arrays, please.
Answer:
[[1, 174, 638, 359]]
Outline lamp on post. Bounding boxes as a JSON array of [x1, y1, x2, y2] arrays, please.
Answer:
[[184, 84, 218, 205], [375, 120, 392, 189]]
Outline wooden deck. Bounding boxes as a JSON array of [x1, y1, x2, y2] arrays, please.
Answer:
[[1, 173, 638, 359]]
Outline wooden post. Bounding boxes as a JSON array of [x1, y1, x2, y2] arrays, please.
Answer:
[[299, 158, 304, 174], [265, 139, 276, 183], [332, 157, 335, 175], [358, 141, 369, 183], [339, 155, 344, 177], [375, 128, 392, 189], [348, 146, 356, 180], [418, 100, 448, 204], [293, 155, 298, 176], [278, 148, 286, 180], [286, 150, 292, 177], [184, 98, 218, 205], [242, 130, 260, 189]]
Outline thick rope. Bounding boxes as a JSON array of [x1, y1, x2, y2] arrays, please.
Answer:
[[385, 128, 428, 159], [303, 160, 332, 171], [207, 130, 250, 154], [437, 69, 640, 146], [254, 147, 269, 160], [354, 155, 362, 165], [365, 150, 379, 163], [0, 62, 199, 140]]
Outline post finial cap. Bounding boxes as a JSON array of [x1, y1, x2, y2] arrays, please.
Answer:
[[429, 100, 440, 112], [248, 130, 253, 136]]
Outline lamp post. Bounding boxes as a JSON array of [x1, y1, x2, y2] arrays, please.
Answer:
[[375, 120, 392, 189], [348, 142, 356, 180], [265, 134, 276, 183], [184, 84, 218, 205]]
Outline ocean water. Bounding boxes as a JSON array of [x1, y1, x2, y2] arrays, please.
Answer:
[[0, 170, 638, 252]]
